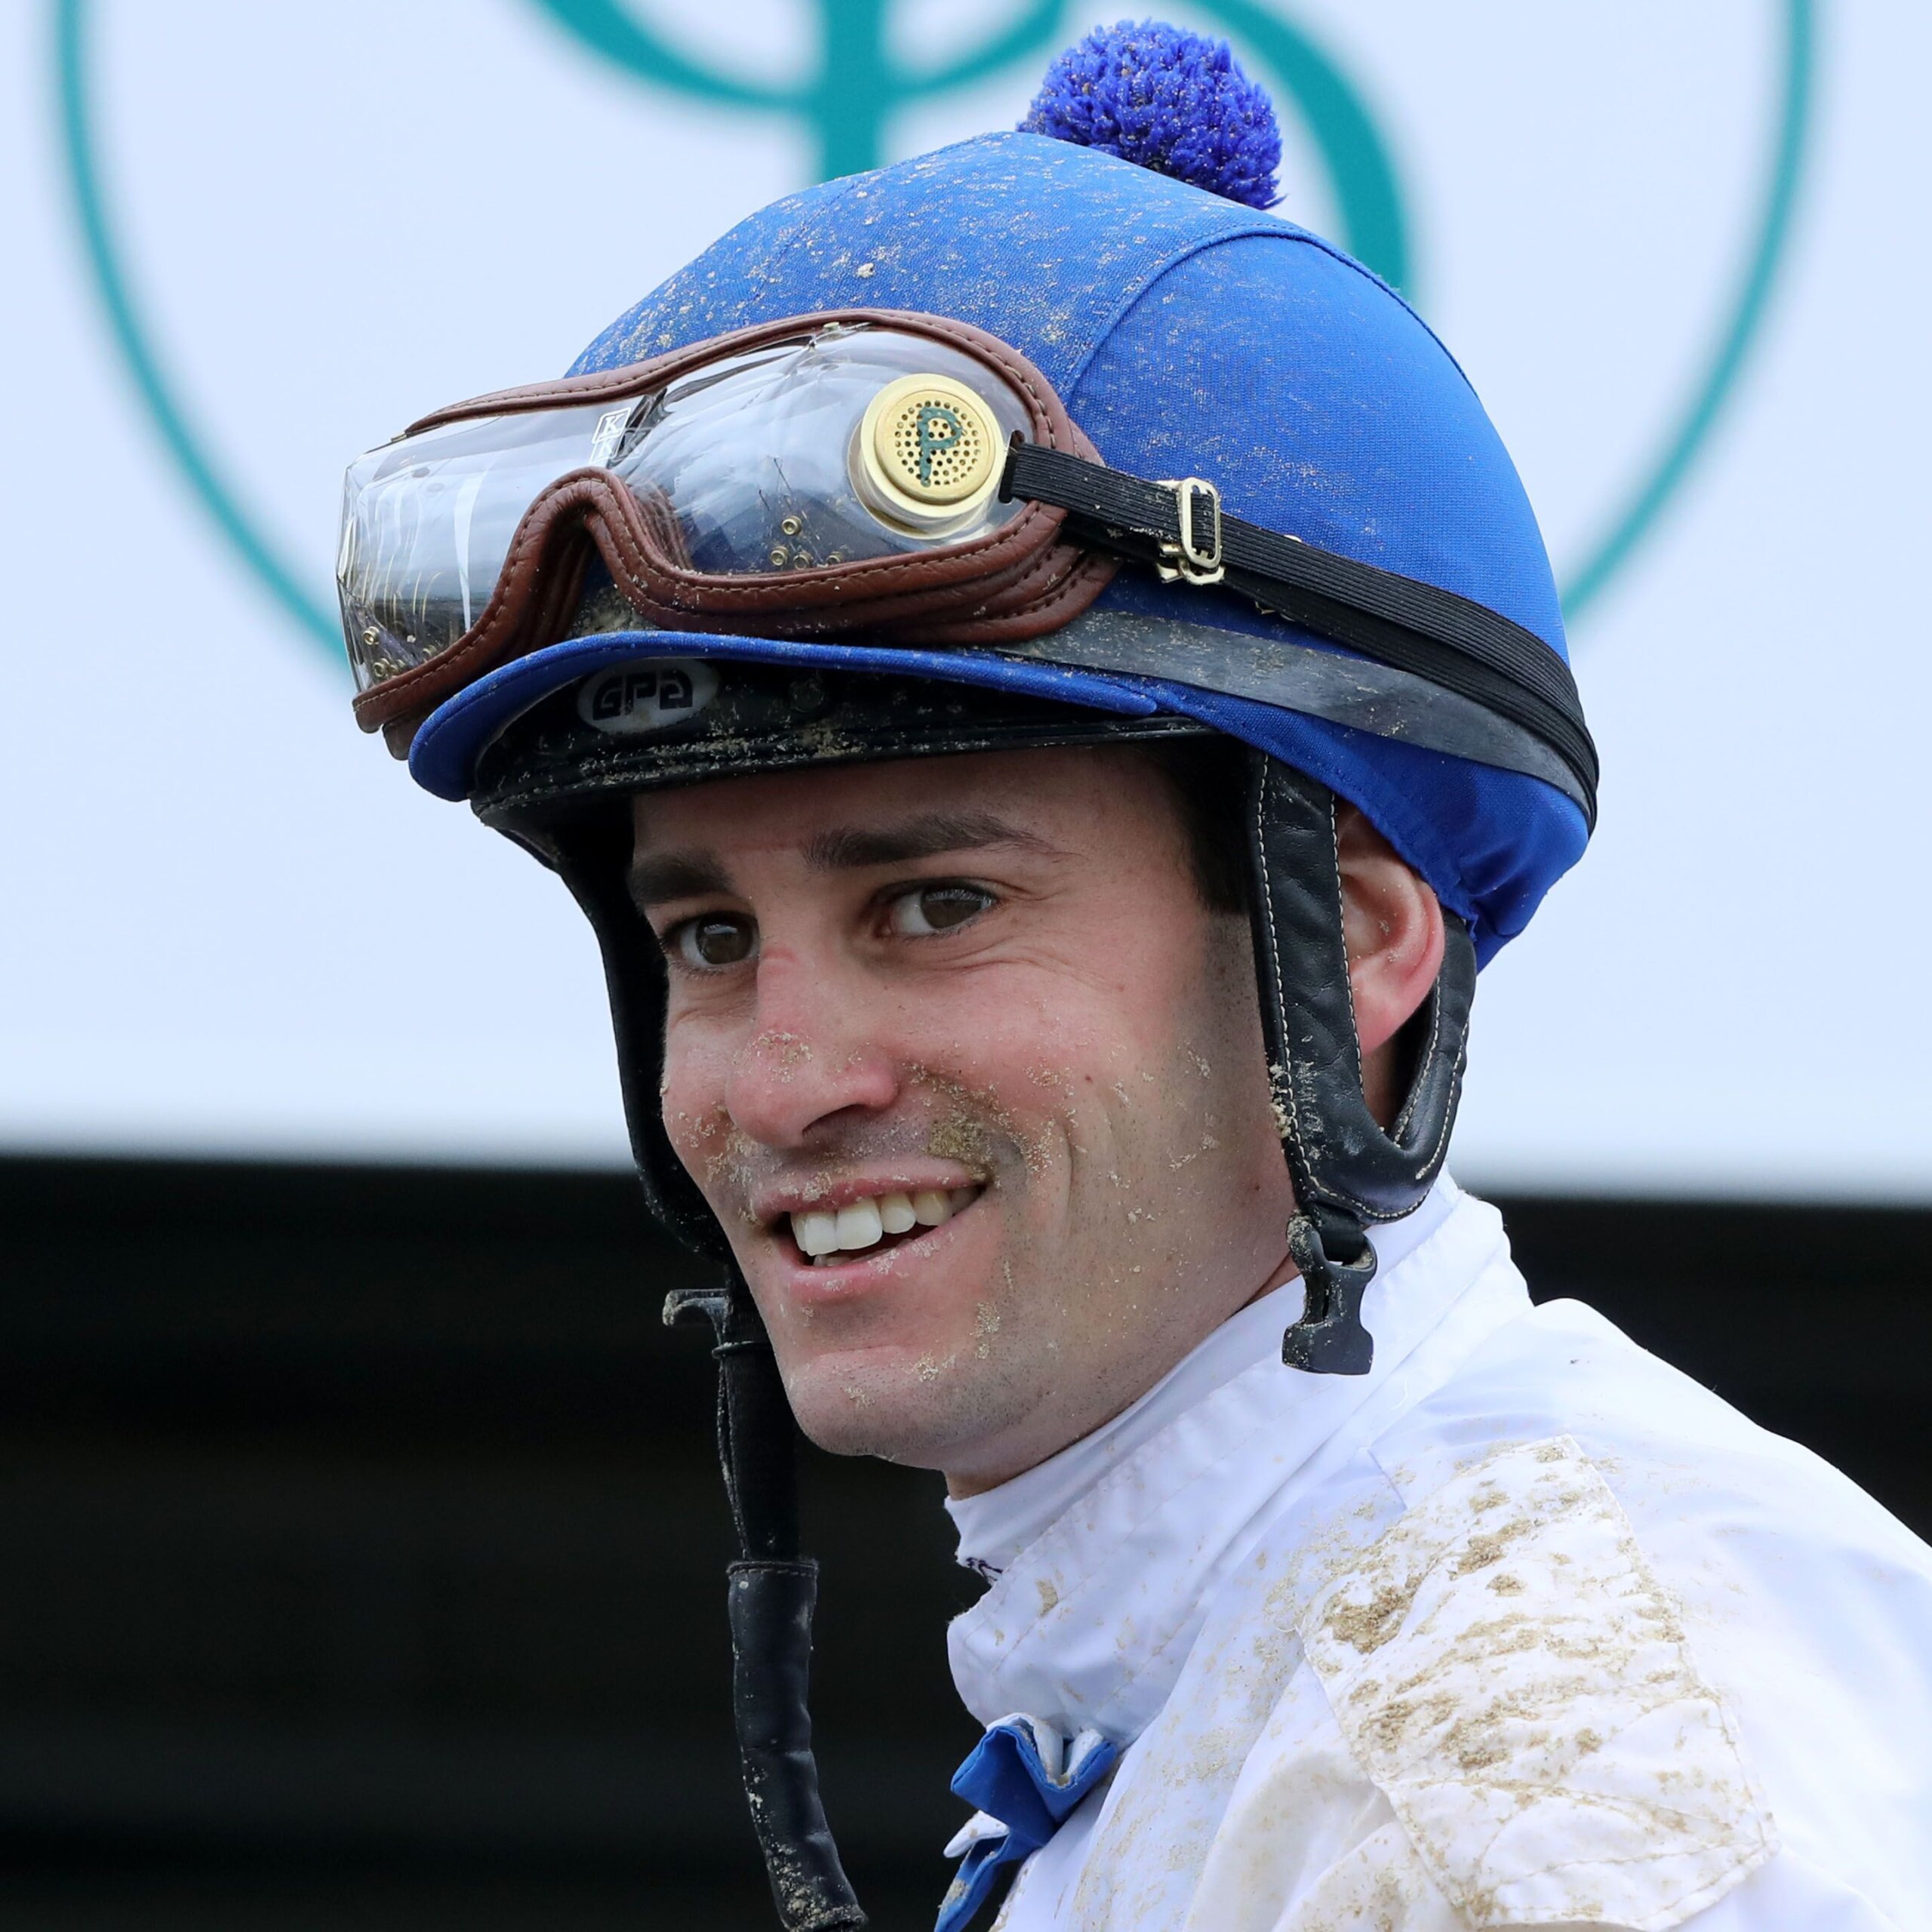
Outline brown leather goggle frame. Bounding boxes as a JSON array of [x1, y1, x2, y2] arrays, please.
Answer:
[[352, 310, 1115, 754]]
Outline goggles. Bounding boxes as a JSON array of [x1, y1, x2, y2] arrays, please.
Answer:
[[338, 309, 1597, 821], [340, 312, 1110, 747]]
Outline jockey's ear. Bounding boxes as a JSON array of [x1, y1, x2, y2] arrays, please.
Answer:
[[1335, 803, 1447, 1128]]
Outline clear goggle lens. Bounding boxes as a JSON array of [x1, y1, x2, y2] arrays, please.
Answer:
[[337, 325, 1031, 692]]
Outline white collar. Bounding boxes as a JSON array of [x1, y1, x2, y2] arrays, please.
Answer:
[[947, 1181, 1458, 1578], [945, 1177, 1522, 1742]]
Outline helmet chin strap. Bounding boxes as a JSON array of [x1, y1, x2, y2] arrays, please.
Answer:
[[1241, 748, 1478, 1375], [662, 1275, 868, 1932], [505, 745, 1475, 1929]]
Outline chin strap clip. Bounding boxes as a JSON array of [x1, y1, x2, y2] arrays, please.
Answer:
[[1282, 1205, 1378, 1377]]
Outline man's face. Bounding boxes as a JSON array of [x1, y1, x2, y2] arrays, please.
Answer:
[[632, 746, 1295, 1491]]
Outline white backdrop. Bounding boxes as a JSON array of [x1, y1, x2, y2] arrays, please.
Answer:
[[3, 1, 1927, 1196]]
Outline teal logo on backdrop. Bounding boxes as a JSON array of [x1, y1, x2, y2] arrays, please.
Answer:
[[53, 0, 1815, 668]]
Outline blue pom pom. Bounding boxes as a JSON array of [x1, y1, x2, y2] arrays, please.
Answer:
[[1020, 20, 1281, 210]]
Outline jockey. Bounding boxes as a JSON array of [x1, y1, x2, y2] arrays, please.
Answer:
[[337, 24, 1931, 1930]]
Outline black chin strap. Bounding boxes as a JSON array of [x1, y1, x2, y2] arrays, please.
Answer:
[[1244, 751, 1478, 1375], [663, 1274, 868, 1932]]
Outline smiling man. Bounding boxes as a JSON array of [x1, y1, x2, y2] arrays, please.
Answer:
[[340, 23, 1932, 1932]]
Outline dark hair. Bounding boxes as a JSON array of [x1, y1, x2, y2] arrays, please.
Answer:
[[1134, 737, 1250, 917]]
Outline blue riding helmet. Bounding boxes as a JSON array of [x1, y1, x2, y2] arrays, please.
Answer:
[[404, 122, 1589, 963]]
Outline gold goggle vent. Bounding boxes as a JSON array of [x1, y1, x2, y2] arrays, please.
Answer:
[[854, 374, 1003, 531]]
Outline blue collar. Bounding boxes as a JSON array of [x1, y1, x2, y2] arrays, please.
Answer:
[[935, 1715, 1118, 1932]]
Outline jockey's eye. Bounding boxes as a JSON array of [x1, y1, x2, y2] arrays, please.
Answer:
[[886, 884, 995, 937], [668, 913, 758, 969]]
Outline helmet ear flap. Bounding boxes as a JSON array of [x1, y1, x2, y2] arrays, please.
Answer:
[[533, 809, 734, 1260], [1241, 749, 1477, 1374]]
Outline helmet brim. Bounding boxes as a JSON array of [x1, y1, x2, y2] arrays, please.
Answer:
[[408, 628, 1164, 804]]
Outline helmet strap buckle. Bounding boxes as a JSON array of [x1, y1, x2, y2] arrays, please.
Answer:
[[1155, 475, 1225, 585], [1283, 1205, 1378, 1376]]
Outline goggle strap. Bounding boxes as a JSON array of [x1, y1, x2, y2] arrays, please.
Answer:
[[1004, 441, 1598, 826]]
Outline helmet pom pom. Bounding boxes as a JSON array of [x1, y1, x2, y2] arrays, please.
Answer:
[[1020, 19, 1281, 210]]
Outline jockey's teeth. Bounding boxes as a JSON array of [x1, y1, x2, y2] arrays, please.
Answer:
[[836, 1199, 883, 1250], [793, 1210, 839, 1256], [792, 1185, 980, 1258]]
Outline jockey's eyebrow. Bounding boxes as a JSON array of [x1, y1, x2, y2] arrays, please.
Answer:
[[628, 851, 732, 909], [629, 811, 1060, 909], [801, 811, 1060, 872]]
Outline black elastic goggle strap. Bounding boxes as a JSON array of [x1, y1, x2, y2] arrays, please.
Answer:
[[1004, 441, 1598, 829], [1244, 749, 1478, 1376], [663, 1276, 867, 1932]]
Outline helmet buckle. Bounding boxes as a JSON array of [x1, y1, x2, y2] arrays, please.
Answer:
[[1282, 1206, 1378, 1377], [1155, 475, 1225, 586]]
